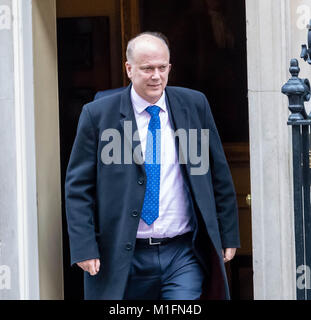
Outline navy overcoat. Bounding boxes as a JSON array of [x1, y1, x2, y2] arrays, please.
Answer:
[[65, 84, 240, 299]]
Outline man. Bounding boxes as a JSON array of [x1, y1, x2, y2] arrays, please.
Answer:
[[65, 32, 240, 300]]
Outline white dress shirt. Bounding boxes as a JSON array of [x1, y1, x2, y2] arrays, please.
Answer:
[[131, 87, 194, 238]]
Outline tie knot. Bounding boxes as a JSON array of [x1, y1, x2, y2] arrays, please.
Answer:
[[146, 105, 160, 117]]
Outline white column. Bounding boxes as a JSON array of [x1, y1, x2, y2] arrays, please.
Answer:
[[0, 0, 39, 299], [0, 0, 20, 299], [246, 0, 296, 299]]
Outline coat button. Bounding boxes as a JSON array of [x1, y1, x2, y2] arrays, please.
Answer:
[[137, 177, 144, 185], [125, 243, 132, 251], [132, 210, 139, 217]]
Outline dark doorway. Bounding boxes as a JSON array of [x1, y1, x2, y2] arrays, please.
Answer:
[[57, 16, 112, 299], [140, 0, 248, 143]]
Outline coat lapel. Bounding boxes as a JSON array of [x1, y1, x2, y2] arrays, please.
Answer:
[[165, 87, 190, 166], [119, 85, 145, 167]]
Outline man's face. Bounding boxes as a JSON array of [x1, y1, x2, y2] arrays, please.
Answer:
[[125, 36, 171, 104]]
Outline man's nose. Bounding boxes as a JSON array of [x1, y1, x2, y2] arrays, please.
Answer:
[[151, 68, 161, 80]]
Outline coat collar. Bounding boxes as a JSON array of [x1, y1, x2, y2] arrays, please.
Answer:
[[119, 84, 144, 167], [120, 84, 134, 119], [165, 87, 190, 171], [164, 86, 190, 132]]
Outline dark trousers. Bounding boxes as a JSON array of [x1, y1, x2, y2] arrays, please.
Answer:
[[123, 232, 205, 300]]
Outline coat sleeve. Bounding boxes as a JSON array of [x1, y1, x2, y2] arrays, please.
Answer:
[[65, 105, 100, 265], [202, 93, 241, 249]]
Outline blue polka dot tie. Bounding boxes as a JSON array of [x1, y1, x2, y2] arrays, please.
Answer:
[[141, 105, 161, 225]]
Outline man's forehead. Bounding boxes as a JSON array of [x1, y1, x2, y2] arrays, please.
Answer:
[[135, 56, 170, 66], [133, 46, 169, 63]]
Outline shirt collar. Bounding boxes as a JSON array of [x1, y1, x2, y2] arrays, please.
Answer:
[[131, 86, 167, 114]]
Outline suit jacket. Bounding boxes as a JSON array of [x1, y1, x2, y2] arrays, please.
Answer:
[[65, 84, 240, 300]]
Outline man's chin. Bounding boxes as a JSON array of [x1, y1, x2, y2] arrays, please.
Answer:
[[146, 92, 163, 103], [150, 86, 164, 94]]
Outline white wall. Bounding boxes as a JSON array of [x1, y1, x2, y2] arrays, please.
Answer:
[[0, 0, 20, 299], [0, 0, 40, 299]]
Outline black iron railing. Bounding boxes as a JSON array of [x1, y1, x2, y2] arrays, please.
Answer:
[[282, 21, 311, 300]]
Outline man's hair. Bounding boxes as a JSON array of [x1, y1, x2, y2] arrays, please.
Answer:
[[126, 31, 170, 63]]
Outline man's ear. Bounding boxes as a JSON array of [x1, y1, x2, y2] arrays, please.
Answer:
[[168, 63, 172, 74], [125, 62, 132, 79]]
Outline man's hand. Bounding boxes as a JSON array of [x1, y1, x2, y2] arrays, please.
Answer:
[[222, 248, 237, 263], [77, 259, 100, 276]]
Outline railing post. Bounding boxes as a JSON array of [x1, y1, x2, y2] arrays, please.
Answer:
[[302, 124, 311, 300], [282, 58, 311, 299]]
